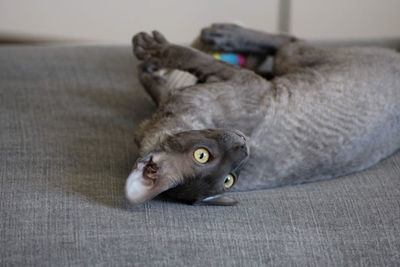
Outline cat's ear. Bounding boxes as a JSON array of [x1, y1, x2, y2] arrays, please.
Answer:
[[195, 195, 238, 206], [125, 152, 178, 205]]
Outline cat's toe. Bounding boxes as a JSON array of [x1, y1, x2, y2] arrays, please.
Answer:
[[201, 24, 243, 51], [152, 30, 168, 45], [132, 32, 150, 60]]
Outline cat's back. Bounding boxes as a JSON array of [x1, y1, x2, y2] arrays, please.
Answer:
[[324, 46, 400, 98], [237, 46, 400, 191], [273, 45, 400, 115]]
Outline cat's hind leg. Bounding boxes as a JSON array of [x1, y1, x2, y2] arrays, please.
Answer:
[[201, 24, 330, 77], [201, 23, 296, 54]]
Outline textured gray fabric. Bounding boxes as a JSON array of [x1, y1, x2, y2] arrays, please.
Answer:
[[0, 45, 399, 266]]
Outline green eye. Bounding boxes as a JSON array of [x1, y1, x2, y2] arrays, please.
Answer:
[[194, 148, 210, 163], [224, 174, 235, 188]]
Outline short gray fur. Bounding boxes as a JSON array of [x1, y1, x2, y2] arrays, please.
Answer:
[[132, 24, 400, 192]]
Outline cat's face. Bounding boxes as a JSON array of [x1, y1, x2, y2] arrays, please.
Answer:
[[125, 129, 249, 206]]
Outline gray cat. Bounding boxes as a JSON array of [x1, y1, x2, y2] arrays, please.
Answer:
[[125, 24, 400, 206]]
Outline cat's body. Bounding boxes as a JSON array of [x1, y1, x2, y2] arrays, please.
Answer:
[[237, 45, 400, 190], [126, 24, 400, 205]]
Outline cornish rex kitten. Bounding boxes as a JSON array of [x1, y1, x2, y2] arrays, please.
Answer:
[[126, 24, 400, 206]]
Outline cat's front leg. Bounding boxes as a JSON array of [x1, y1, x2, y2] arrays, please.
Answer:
[[132, 31, 256, 83], [137, 62, 172, 105]]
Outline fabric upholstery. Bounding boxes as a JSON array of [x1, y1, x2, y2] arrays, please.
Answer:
[[0, 45, 399, 266]]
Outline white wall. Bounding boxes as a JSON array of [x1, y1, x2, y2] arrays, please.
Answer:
[[0, 0, 399, 44], [0, 0, 279, 44], [291, 0, 400, 40]]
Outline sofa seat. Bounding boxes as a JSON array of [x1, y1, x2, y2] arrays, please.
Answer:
[[1, 45, 399, 266]]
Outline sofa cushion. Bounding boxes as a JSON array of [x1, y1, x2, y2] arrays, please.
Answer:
[[0, 45, 399, 266]]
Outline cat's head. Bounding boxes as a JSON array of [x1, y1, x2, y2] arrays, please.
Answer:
[[125, 129, 249, 206]]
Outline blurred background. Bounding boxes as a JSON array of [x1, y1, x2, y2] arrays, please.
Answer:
[[1, 0, 400, 45]]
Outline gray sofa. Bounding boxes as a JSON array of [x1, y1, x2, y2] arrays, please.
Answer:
[[1, 45, 399, 266]]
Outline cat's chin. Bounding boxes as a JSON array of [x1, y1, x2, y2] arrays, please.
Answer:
[[194, 195, 238, 206]]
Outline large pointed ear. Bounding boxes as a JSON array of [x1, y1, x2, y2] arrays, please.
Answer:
[[195, 195, 238, 206], [125, 152, 178, 205]]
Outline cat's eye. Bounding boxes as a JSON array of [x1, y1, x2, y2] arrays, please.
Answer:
[[193, 148, 210, 163], [224, 174, 235, 188]]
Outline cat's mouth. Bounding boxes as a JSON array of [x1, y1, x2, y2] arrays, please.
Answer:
[[125, 154, 173, 205], [125, 158, 154, 204], [142, 156, 159, 181]]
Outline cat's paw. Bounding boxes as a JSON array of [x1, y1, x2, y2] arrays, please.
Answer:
[[132, 31, 169, 64], [201, 23, 244, 51]]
